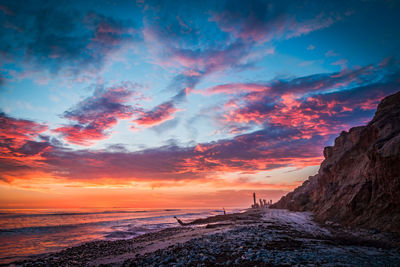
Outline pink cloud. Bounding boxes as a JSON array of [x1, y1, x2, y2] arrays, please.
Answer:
[[133, 101, 178, 127], [202, 83, 270, 95], [0, 113, 48, 152], [54, 82, 142, 145]]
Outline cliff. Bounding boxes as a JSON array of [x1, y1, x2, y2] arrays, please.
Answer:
[[272, 91, 400, 233]]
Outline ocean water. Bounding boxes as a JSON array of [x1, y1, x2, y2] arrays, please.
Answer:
[[0, 208, 238, 264]]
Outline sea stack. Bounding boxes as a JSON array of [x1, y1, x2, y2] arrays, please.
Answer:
[[272, 91, 400, 233]]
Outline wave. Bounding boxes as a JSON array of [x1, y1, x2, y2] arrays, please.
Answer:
[[0, 217, 136, 236], [0, 209, 178, 219], [0, 211, 210, 235], [104, 226, 152, 239], [0, 209, 218, 239], [0, 224, 81, 236]]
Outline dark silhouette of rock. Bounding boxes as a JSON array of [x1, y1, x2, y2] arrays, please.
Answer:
[[272, 91, 400, 233]]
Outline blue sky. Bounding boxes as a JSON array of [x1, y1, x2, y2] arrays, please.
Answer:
[[0, 0, 399, 208]]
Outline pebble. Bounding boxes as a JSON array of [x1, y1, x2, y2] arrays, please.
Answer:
[[11, 213, 400, 267], [124, 223, 400, 267]]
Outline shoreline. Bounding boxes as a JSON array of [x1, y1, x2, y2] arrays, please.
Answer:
[[7, 209, 400, 266], [4, 209, 257, 266]]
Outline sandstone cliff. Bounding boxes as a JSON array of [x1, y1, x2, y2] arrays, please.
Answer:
[[272, 91, 400, 233]]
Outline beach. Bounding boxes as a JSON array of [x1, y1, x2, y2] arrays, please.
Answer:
[[0, 208, 233, 264], [8, 208, 400, 266]]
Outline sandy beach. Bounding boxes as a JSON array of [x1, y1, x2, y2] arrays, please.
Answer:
[[7, 208, 400, 266]]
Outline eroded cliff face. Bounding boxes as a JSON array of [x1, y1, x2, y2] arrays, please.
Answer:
[[272, 91, 400, 233]]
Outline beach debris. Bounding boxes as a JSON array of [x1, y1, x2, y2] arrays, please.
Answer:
[[174, 216, 188, 226], [251, 192, 272, 209], [251, 192, 260, 208], [174, 211, 262, 227]]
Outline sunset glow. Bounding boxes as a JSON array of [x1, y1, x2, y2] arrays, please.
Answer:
[[1, 0, 400, 209]]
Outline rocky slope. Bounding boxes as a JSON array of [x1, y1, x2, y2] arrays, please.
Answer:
[[272, 91, 400, 233]]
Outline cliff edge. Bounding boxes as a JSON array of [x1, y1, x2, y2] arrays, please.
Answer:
[[272, 91, 400, 233]]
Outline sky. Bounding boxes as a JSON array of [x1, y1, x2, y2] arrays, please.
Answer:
[[1, 0, 400, 209]]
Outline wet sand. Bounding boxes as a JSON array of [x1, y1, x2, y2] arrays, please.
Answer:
[[8, 209, 400, 266]]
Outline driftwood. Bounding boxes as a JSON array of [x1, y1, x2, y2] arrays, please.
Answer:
[[173, 210, 261, 226], [174, 216, 189, 226]]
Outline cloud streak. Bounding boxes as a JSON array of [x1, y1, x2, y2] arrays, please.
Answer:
[[1, 111, 324, 187], [133, 101, 178, 128], [206, 58, 400, 136], [0, 113, 325, 187], [54, 82, 143, 146], [0, 113, 51, 183]]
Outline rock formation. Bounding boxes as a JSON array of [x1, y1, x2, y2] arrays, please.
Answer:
[[272, 91, 400, 233]]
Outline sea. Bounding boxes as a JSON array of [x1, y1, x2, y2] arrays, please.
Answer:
[[0, 208, 241, 264]]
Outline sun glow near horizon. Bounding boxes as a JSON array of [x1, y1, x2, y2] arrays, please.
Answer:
[[0, 165, 319, 209], [1, 0, 400, 209]]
